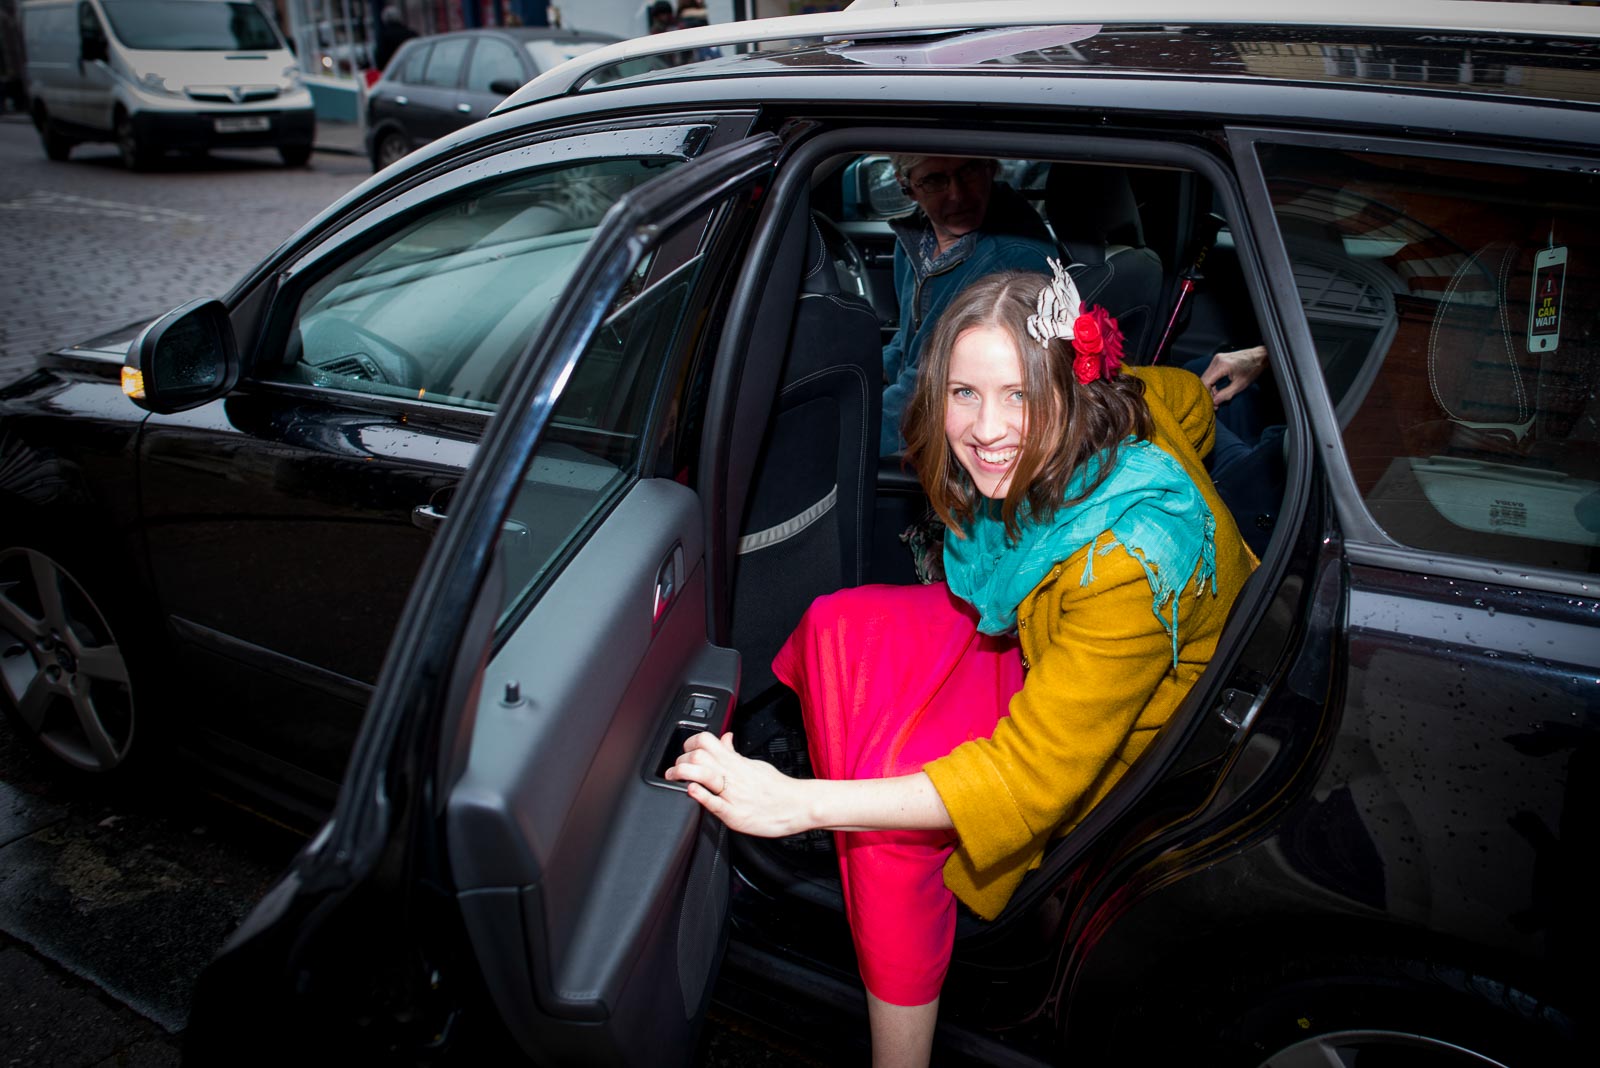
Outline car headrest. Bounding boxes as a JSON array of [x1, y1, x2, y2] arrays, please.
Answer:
[[1427, 241, 1535, 444], [800, 213, 840, 297], [1045, 165, 1146, 253]]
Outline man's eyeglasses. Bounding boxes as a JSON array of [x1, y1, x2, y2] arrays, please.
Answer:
[[903, 159, 992, 196]]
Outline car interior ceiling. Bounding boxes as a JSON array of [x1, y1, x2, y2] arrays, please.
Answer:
[[722, 149, 1283, 927]]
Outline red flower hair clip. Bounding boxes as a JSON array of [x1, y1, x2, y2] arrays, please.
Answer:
[[1025, 259, 1127, 385]]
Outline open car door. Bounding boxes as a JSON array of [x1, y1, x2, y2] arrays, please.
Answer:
[[186, 133, 782, 1066]]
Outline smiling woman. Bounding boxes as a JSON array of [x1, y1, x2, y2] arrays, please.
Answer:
[[667, 268, 1257, 1065]]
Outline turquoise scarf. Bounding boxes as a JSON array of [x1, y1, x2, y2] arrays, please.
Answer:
[[943, 438, 1217, 664]]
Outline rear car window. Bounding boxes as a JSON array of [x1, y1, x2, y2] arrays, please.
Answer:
[[467, 36, 523, 92], [1260, 143, 1600, 575]]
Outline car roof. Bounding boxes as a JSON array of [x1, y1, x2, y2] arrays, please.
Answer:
[[501, 0, 1600, 110], [433, 27, 620, 44]]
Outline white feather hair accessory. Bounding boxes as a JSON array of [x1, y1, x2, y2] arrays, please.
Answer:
[[1025, 258, 1082, 344]]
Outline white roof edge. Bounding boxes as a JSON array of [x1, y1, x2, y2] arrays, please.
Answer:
[[501, 0, 1600, 111]]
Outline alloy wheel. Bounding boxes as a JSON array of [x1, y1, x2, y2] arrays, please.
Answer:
[[0, 548, 135, 772], [1259, 1029, 1512, 1068], [376, 130, 410, 169]]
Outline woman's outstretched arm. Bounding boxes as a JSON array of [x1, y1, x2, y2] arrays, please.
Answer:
[[664, 731, 954, 837]]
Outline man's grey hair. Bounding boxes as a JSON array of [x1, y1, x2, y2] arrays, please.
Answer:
[[382, 5, 402, 23], [889, 154, 932, 182], [889, 154, 998, 186]]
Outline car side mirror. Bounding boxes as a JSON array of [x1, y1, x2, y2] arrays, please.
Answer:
[[844, 156, 913, 220], [125, 299, 240, 414], [489, 78, 521, 96]]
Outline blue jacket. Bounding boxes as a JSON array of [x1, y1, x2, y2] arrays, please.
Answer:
[[880, 183, 1055, 454]]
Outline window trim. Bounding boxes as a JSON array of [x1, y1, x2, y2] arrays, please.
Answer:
[[1229, 125, 1600, 595]]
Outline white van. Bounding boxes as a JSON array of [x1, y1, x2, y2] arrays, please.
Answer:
[[21, 0, 315, 168]]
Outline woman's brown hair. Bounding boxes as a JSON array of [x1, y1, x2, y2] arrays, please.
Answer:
[[902, 270, 1152, 540]]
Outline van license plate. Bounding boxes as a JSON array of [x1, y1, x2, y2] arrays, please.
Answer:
[[214, 116, 271, 133]]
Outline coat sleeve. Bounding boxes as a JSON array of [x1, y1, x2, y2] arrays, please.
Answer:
[[1135, 365, 1215, 461], [923, 537, 1177, 873]]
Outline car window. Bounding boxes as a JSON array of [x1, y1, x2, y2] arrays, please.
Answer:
[[1259, 143, 1600, 574], [422, 36, 469, 88], [524, 39, 608, 75], [395, 41, 429, 84], [494, 249, 709, 628], [273, 156, 683, 413], [466, 36, 523, 93]]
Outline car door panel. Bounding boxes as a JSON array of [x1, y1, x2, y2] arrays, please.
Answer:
[[450, 479, 734, 1055]]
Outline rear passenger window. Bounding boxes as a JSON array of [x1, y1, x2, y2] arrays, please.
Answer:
[[1259, 144, 1600, 574], [422, 37, 469, 88], [466, 37, 523, 93]]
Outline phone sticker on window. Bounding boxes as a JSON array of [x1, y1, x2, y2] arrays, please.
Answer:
[[1528, 244, 1567, 353]]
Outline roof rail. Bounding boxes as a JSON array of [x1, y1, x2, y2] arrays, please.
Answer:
[[499, 0, 1600, 112]]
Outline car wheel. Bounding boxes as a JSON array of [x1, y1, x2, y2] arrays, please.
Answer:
[[33, 105, 72, 161], [1210, 957, 1580, 1068], [0, 546, 143, 774], [115, 112, 154, 171], [372, 129, 410, 171], [279, 143, 312, 167]]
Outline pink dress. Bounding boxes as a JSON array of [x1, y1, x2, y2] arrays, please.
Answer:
[[772, 581, 1024, 1006]]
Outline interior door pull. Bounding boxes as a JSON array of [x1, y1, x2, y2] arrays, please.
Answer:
[[653, 544, 684, 629]]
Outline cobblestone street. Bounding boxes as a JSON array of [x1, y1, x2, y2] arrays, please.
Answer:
[[0, 114, 370, 385]]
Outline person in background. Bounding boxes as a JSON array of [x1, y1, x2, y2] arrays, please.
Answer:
[[374, 6, 417, 72], [878, 156, 1055, 455], [647, 1, 678, 34]]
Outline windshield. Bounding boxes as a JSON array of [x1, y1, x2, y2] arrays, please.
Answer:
[[102, 1, 282, 51]]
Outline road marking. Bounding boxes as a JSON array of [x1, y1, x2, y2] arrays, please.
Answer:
[[0, 191, 207, 224]]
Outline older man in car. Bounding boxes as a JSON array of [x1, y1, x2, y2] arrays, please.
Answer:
[[879, 155, 1056, 455]]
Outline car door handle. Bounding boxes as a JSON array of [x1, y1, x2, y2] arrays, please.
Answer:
[[456, 102, 471, 113], [412, 503, 528, 543], [395, 95, 408, 105], [411, 503, 445, 533], [653, 544, 684, 629]]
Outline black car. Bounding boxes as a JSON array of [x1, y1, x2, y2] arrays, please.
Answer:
[[364, 27, 641, 171], [2, 2, 1598, 1064]]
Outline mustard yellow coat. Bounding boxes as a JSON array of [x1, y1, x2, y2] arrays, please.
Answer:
[[922, 366, 1257, 920]]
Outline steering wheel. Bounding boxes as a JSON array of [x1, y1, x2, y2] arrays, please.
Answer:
[[812, 211, 876, 311]]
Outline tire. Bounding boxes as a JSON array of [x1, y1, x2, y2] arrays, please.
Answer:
[[0, 545, 153, 776], [1200, 956, 1581, 1068], [115, 111, 155, 171], [33, 106, 72, 161], [371, 129, 410, 172], [278, 143, 312, 167]]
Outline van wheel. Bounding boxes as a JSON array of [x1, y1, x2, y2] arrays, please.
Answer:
[[34, 107, 72, 161], [116, 113, 155, 171], [279, 143, 312, 167]]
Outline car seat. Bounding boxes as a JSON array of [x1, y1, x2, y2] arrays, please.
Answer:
[[730, 212, 883, 698], [1045, 165, 1165, 361]]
